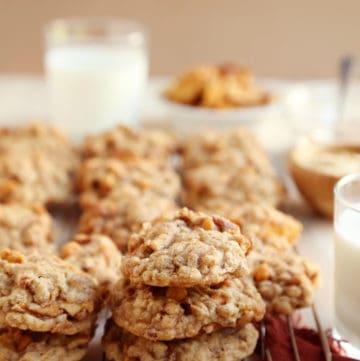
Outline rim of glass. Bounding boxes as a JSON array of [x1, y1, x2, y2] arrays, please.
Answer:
[[334, 172, 360, 213], [44, 17, 147, 45]]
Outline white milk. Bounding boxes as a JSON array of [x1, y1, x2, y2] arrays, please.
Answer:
[[334, 206, 360, 348], [45, 44, 148, 137]]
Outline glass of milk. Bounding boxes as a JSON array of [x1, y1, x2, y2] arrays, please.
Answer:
[[44, 18, 148, 138], [334, 172, 360, 352]]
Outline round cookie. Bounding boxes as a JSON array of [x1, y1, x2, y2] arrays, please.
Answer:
[[0, 327, 90, 361], [180, 128, 286, 208], [0, 204, 55, 254], [103, 320, 259, 361], [110, 277, 265, 341], [81, 125, 177, 162], [0, 249, 100, 335], [61, 233, 122, 297], [78, 157, 180, 209], [122, 208, 251, 287], [0, 122, 80, 206]]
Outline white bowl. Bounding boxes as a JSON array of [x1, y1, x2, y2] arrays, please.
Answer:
[[145, 77, 291, 135]]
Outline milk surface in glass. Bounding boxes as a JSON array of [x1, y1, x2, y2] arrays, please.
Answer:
[[45, 19, 148, 138]]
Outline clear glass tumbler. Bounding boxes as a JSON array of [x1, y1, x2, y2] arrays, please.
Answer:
[[334, 172, 360, 352], [44, 18, 148, 138]]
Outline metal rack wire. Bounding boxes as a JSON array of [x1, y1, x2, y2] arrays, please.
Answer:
[[260, 304, 332, 361]]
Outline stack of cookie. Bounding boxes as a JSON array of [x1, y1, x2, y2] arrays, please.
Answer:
[[103, 208, 265, 361], [0, 248, 100, 360], [180, 128, 320, 315], [76, 125, 180, 252]]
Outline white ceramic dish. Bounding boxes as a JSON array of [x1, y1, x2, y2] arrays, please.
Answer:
[[145, 77, 291, 134]]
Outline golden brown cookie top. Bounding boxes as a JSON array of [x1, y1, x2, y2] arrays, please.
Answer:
[[0, 249, 100, 335], [123, 208, 251, 287]]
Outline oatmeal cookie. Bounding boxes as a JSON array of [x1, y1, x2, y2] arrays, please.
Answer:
[[0, 204, 55, 254], [0, 249, 100, 335], [110, 277, 265, 341], [0, 122, 75, 155], [250, 247, 320, 315], [103, 319, 258, 361], [197, 202, 302, 253], [78, 157, 180, 209], [78, 196, 178, 252], [0, 327, 90, 361], [123, 208, 251, 287], [182, 164, 285, 208], [0, 122, 80, 205], [61, 233, 122, 296], [0, 152, 79, 205], [180, 128, 285, 207], [81, 125, 177, 161]]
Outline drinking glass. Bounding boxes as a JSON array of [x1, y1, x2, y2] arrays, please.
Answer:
[[334, 172, 360, 353], [44, 18, 148, 138]]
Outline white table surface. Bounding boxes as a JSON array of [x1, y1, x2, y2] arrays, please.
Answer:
[[0, 75, 358, 359]]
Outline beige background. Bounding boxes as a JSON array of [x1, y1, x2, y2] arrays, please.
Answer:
[[0, 0, 359, 77]]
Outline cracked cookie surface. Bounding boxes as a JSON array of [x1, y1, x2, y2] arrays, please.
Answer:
[[0, 249, 100, 335], [123, 208, 251, 287]]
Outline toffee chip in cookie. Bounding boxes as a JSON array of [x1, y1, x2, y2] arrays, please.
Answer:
[[103, 319, 259, 361], [110, 277, 265, 341], [0, 249, 100, 335], [122, 208, 251, 287]]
